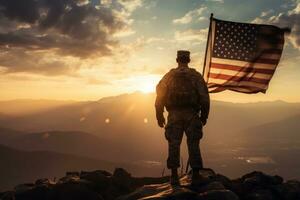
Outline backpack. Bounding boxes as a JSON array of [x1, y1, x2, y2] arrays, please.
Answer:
[[165, 68, 199, 109]]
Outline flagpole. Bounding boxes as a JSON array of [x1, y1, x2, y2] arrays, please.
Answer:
[[202, 13, 213, 78]]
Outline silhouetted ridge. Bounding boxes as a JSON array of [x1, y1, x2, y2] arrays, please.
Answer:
[[1, 168, 299, 200]]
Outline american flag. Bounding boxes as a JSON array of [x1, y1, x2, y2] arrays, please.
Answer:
[[203, 18, 286, 93]]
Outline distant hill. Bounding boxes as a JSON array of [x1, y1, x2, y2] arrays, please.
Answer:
[[1, 130, 123, 162], [243, 114, 300, 141], [0, 144, 157, 191], [0, 99, 79, 116]]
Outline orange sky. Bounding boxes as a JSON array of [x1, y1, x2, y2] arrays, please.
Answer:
[[0, 0, 299, 102]]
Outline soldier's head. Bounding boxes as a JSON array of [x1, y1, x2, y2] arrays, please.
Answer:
[[176, 50, 190, 66]]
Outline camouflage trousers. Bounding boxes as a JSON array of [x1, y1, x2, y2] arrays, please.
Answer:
[[165, 109, 203, 169]]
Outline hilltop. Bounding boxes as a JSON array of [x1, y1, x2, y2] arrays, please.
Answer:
[[1, 168, 299, 200]]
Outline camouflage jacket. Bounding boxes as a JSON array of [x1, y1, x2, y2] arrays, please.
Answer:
[[155, 67, 210, 120]]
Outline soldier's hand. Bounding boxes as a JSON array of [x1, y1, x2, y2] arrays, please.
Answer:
[[157, 117, 165, 128]]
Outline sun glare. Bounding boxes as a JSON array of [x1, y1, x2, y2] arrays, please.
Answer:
[[137, 75, 160, 93], [119, 75, 161, 94]]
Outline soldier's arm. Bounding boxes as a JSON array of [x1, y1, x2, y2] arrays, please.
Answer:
[[155, 70, 173, 119], [195, 72, 210, 121]]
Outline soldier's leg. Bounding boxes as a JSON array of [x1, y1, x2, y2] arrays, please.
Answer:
[[165, 111, 184, 185], [165, 126, 183, 186], [165, 126, 184, 169], [185, 114, 203, 169]]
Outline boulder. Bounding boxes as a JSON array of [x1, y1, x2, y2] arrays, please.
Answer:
[[81, 170, 112, 177], [35, 178, 53, 186], [46, 181, 104, 200], [15, 185, 50, 200], [66, 171, 80, 177], [0, 191, 15, 200], [80, 170, 111, 191], [242, 171, 283, 189], [198, 189, 239, 200], [14, 183, 35, 194], [215, 174, 233, 190], [244, 189, 274, 200], [112, 168, 134, 194]]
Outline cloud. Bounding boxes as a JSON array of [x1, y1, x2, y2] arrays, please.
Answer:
[[174, 28, 208, 42], [252, 3, 300, 50], [173, 6, 207, 24], [0, 0, 129, 57], [0, 0, 141, 76], [117, 0, 143, 12], [0, 48, 81, 76], [260, 9, 274, 17]]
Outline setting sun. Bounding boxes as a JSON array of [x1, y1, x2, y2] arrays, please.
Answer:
[[139, 76, 160, 93], [119, 75, 161, 94]]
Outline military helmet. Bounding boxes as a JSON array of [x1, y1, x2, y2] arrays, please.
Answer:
[[177, 50, 190, 63], [177, 50, 190, 59]]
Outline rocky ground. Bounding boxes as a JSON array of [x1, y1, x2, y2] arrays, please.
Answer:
[[0, 168, 300, 200]]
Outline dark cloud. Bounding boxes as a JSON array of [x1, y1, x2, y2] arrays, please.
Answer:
[[0, 0, 40, 23], [273, 12, 300, 50], [0, 0, 133, 75], [267, 4, 300, 50], [0, 0, 126, 56], [0, 49, 79, 76]]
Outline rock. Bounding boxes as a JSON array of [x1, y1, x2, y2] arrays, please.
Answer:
[[80, 170, 112, 199], [275, 180, 300, 200], [59, 175, 80, 183], [112, 168, 134, 195], [113, 168, 132, 180], [199, 168, 216, 179], [81, 170, 112, 177], [242, 171, 283, 188], [2, 168, 300, 200], [35, 178, 52, 186], [198, 189, 239, 200], [215, 174, 233, 190], [14, 183, 35, 194], [159, 187, 201, 200], [132, 176, 169, 188], [15, 185, 50, 200], [66, 171, 80, 177], [244, 189, 274, 200], [286, 181, 300, 199], [47, 181, 104, 200], [116, 182, 171, 200], [0, 191, 15, 200], [197, 181, 226, 193]]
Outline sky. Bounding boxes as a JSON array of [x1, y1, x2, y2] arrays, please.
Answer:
[[0, 0, 299, 102]]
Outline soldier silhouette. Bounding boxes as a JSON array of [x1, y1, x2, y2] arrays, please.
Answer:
[[155, 50, 210, 186]]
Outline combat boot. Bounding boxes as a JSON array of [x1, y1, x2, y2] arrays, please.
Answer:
[[170, 168, 180, 186], [191, 168, 210, 186]]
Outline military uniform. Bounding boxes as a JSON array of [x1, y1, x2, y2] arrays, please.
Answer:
[[155, 54, 210, 170]]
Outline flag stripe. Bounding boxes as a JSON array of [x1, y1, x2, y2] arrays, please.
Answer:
[[251, 58, 279, 64], [208, 85, 266, 93], [210, 63, 275, 74], [208, 78, 268, 89], [211, 58, 277, 69], [209, 68, 273, 79], [208, 73, 270, 84]]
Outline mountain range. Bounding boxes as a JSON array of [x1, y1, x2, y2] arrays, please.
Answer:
[[0, 92, 299, 190]]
